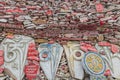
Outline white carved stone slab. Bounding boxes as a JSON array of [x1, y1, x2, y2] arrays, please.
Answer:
[[95, 43, 120, 79], [111, 54, 120, 79], [63, 41, 84, 80], [0, 35, 34, 80], [38, 42, 63, 80]]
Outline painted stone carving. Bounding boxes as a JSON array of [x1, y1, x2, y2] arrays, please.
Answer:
[[24, 42, 39, 80], [38, 42, 63, 80], [82, 52, 106, 75], [95, 42, 120, 79], [82, 52, 106, 80], [63, 41, 84, 79], [0, 35, 35, 80], [0, 50, 4, 66], [90, 76, 107, 80], [24, 64, 39, 80], [0, 49, 4, 80]]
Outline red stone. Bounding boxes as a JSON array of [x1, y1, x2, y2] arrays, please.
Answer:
[[95, 3, 104, 12], [27, 56, 40, 61], [110, 44, 119, 53], [24, 64, 39, 80], [80, 46, 88, 52], [0, 50, 3, 56], [88, 46, 97, 52], [104, 69, 111, 76], [29, 43, 36, 48], [27, 50, 39, 57], [0, 68, 4, 74], [46, 10, 52, 15], [0, 57, 4, 66], [98, 42, 111, 46], [100, 20, 105, 25]]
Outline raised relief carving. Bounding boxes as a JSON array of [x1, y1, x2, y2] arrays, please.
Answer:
[[95, 42, 120, 79], [38, 42, 63, 80], [0, 35, 34, 80], [63, 41, 84, 79], [82, 52, 106, 80], [79, 42, 106, 80]]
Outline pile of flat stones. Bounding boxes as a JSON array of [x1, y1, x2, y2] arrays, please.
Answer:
[[0, 0, 120, 80], [0, 0, 119, 29]]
